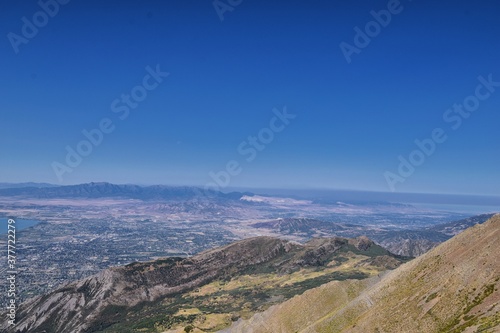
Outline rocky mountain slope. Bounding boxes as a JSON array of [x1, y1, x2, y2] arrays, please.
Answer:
[[8, 236, 407, 333], [221, 214, 500, 333]]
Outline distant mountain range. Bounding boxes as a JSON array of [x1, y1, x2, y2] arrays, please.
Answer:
[[0, 182, 57, 189], [0, 182, 248, 201], [2, 182, 499, 206]]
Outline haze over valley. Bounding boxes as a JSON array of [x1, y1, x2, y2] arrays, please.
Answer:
[[0, 183, 498, 311]]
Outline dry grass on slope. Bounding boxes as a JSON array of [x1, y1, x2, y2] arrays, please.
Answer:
[[219, 275, 383, 333], [315, 214, 500, 333]]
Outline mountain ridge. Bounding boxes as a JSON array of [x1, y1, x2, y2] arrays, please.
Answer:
[[0, 182, 57, 189], [8, 235, 406, 333], [0, 182, 249, 201]]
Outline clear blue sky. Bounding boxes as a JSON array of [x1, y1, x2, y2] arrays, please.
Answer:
[[1, 0, 499, 195]]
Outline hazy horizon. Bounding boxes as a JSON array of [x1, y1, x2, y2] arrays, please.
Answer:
[[2, 181, 500, 206]]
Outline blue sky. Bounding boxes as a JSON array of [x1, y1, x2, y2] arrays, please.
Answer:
[[1, 0, 499, 195]]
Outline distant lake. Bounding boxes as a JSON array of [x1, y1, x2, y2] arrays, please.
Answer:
[[0, 218, 41, 233]]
